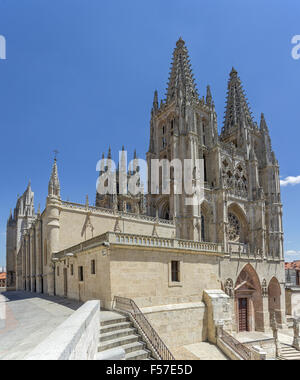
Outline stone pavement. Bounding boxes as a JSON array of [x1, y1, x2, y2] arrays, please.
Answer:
[[173, 342, 228, 360], [0, 291, 82, 360], [235, 329, 296, 346]]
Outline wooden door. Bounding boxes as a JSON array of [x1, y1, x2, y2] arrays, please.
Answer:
[[238, 298, 248, 332]]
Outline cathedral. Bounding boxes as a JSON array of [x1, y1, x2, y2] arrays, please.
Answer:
[[6, 38, 286, 350]]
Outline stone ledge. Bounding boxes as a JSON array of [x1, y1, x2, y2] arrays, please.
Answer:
[[140, 301, 205, 314]]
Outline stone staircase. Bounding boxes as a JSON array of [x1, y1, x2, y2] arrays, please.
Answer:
[[98, 311, 155, 360], [278, 345, 300, 360]]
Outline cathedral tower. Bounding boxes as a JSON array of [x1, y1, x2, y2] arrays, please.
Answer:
[[147, 38, 218, 240]]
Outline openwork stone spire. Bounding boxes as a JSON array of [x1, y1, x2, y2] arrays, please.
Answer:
[[48, 158, 60, 198], [221, 68, 254, 137], [166, 37, 199, 105]]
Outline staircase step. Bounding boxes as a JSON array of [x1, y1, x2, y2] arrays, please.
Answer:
[[125, 349, 151, 360], [100, 328, 137, 342], [100, 316, 127, 327], [100, 321, 132, 334], [279, 356, 300, 360], [98, 334, 140, 352], [121, 341, 146, 354], [278, 345, 300, 360], [281, 350, 299, 354]]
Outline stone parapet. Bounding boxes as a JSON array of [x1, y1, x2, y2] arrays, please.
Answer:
[[24, 300, 100, 360]]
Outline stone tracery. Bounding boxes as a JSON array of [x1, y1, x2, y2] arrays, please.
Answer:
[[228, 212, 240, 241]]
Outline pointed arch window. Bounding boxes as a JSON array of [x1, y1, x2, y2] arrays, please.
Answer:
[[203, 155, 207, 182], [201, 214, 205, 242]]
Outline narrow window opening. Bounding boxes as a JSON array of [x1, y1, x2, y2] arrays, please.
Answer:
[[171, 261, 180, 282]]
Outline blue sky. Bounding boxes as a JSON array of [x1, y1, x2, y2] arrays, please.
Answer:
[[0, 0, 300, 266]]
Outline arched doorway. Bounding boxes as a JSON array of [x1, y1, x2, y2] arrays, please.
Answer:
[[235, 264, 264, 332], [268, 277, 282, 324]]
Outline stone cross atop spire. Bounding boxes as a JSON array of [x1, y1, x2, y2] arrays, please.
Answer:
[[48, 158, 60, 199], [221, 67, 254, 137], [166, 37, 199, 105]]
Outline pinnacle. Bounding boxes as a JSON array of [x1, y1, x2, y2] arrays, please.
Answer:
[[48, 157, 60, 198], [176, 37, 185, 48], [166, 38, 198, 104], [222, 67, 254, 136], [260, 112, 269, 132], [230, 67, 238, 76], [206, 85, 212, 105], [107, 146, 112, 159]]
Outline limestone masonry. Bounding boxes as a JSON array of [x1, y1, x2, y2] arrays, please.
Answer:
[[6, 38, 286, 351]]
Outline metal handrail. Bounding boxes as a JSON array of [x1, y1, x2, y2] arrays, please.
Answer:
[[219, 328, 253, 360], [113, 296, 175, 360]]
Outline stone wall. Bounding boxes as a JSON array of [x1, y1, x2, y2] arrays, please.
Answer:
[[141, 302, 207, 349], [109, 247, 221, 308], [25, 300, 100, 360], [55, 244, 221, 307], [54, 245, 221, 348], [286, 287, 300, 316], [58, 206, 175, 252]]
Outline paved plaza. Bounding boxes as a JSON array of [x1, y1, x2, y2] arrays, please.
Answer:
[[0, 291, 82, 360]]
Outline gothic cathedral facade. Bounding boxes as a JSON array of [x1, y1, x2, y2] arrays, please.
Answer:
[[6, 39, 286, 347]]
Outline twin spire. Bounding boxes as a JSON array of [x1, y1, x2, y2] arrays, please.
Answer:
[[221, 67, 254, 137], [152, 38, 214, 110], [166, 37, 199, 105]]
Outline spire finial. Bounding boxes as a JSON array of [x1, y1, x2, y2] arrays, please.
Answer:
[[230, 67, 238, 76], [176, 37, 185, 48], [107, 146, 112, 159]]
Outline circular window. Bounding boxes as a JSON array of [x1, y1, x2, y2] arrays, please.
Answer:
[[228, 212, 240, 241]]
